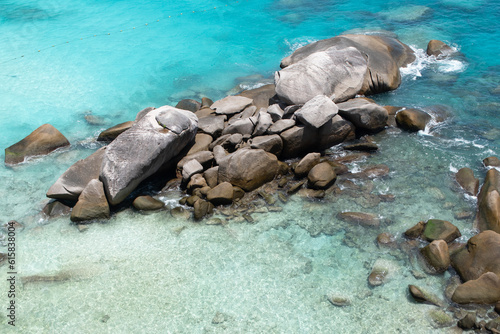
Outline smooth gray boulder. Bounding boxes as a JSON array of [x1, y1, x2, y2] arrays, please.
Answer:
[[186, 133, 213, 155], [295, 152, 321, 177], [267, 104, 285, 122], [280, 34, 415, 96], [100, 106, 198, 205], [222, 117, 256, 136], [47, 147, 106, 201], [211, 96, 253, 115], [295, 95, 338, 128], [317, 115, 355, 148], [177, 151, 214, 171], [307, 162, 336, 189], [182, 159, 204, 181], [250, 135, 283, 156], [218, 148, 279, 191], [275, 46, 368, 105], [337, 98, 388, 132]]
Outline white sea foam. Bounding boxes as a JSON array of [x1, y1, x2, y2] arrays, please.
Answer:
[[449, 163, 458, 173]]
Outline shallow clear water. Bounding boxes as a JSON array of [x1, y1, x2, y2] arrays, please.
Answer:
[[0, 0, 499, 332]]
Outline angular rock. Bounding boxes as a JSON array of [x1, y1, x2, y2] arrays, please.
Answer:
[[250, 135, 283, 156], [477, 169, 500, 233], [307, 162, 336, 190], [252, 111, 273, 136], [267, 104, 285, 122], [47, 147, 106, 201], [42, 200, 71, 218], [100, 106, 198, 205], [344, 142, 379, 152], [317, 115, 355, 149], [211, 96, 253, 115], [451, 230, 500, 281], [175, 99, 201, 112], [186, 133, 213, 155], [396, 108, 432, 132], [201, 97, 214, 108], [5, 124, 70, 164], [426, 40, 453, 58], [132, 196, 165, 211], [279, 125, 318, 158], [198, 116, 225, 137], [337, 98, 388, 133], [267, 119, 295, 135], [177, 151, 214, 171], [97, 121, 134, 142], [70, 179, 110, 222], [182, 159, 204, 182], [275, 46, 367, 105], [207, 182, 234, 206], [218, 149, 279, 191], [421, 240, 451, 273], [295, 95, 338, 129], [452, 272, 500, 304], [212, 145, 228, 165], [455, 167, 479, 196], [457, 313, 477, 330], [423, 219, 461, 243], [193, 199, 214, 220], [221, 117, 256, 136], [238, 84, 276, 110], [187, 174, 207, 193]]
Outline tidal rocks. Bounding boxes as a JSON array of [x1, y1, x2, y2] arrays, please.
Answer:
[[97, 121, 134, 142], [193, 199, 214, 220], [426, 40, 453, 58], [455, 167, 479, 196], [421, 240, 451, 273], [423, 219, 461, 243], [295, 95, 338, 128], [132, 196, 165, 211], [182, 159, 204, 182], [46, 147, 106, 201], [476, 168, 500, 233], [275, 45, 367, 104], [197, 116, 225, 137], [452, 272, 500, 304], [307, 162, 336, 190], [337, 98, 388, 133], [70, 179, 110, 222], [249, 135, 283, 156], [100, 106, 198, 205], [368, 259, 397, 287], [211, 96, 253, 115], [395, 108, 432, 132], [483, 156, 500, 168], [218, 148, 279, 191], [451, 230, 500, 281], [5, 124, 70, 164]]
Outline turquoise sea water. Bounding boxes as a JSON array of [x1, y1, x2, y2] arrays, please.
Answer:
[[1, 0, 500, 332]]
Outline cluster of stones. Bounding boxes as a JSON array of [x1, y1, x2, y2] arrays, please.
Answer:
[[387, 157, 500, 331]]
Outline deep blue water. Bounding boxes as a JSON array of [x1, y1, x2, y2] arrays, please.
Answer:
[[0, 0, 499, 332]]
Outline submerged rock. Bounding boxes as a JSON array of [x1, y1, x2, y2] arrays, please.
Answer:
[[423, 219, 461, 243], [326, 294, 351, 307], [408, 285, 444, 307], [100, 106, 198, 205], [47, 147, 106, 201], [5, 124, 70, 164], [337, 212, 380, 227], [483, 156, 500, 168], [428, 309, 454, 328]]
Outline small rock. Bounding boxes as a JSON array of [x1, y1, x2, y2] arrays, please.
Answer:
[[193, 199, 214, 220], [132, 196, 165, 211], [207, 182, 234, 206], [405, 221, 426, 239], [182, 159, 204, 182], [170, 207, 191, 219], [294, 152, 321, 177], [97, 121, 134, 142], [396, 108, 432, 132], [428, 309, 454, 328], [426, 40, 453, 58], [344, 142, 379, 152], [326, 294, 351, 307], [484, 156, 500, 168], [421, 240, 451, 273], [455, 167, 479, 196], [337, 212, 380, 227], [423, 219, 461, 243], [409, 285, 444, 307], [458, 312, 477, 330]]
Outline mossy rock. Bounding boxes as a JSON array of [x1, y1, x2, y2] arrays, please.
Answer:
[[423, 219, 461, 243]]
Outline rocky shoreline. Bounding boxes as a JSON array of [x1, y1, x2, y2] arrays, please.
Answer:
[[5, 32, 500, 331]]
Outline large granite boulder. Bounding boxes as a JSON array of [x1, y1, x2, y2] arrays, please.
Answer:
[[451, 230, 500, 281], [294, 95, 338, 128], [5, 124, 70, 164], [294, 152, 321, 177], [275, 46, 367, 105], [337, 98, 388, 132], [395, 108, 432, 132], [206, 182, 234, 206], [47, 147, 106, 201], [218, 148, 279, 191], [452, 272, 500, 304], [70, 179, 110, 222], [100, 106, 198, 205], [476, 169, 500, 233], [279, 34, 415, 98], [317, 115, 355, 149]]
